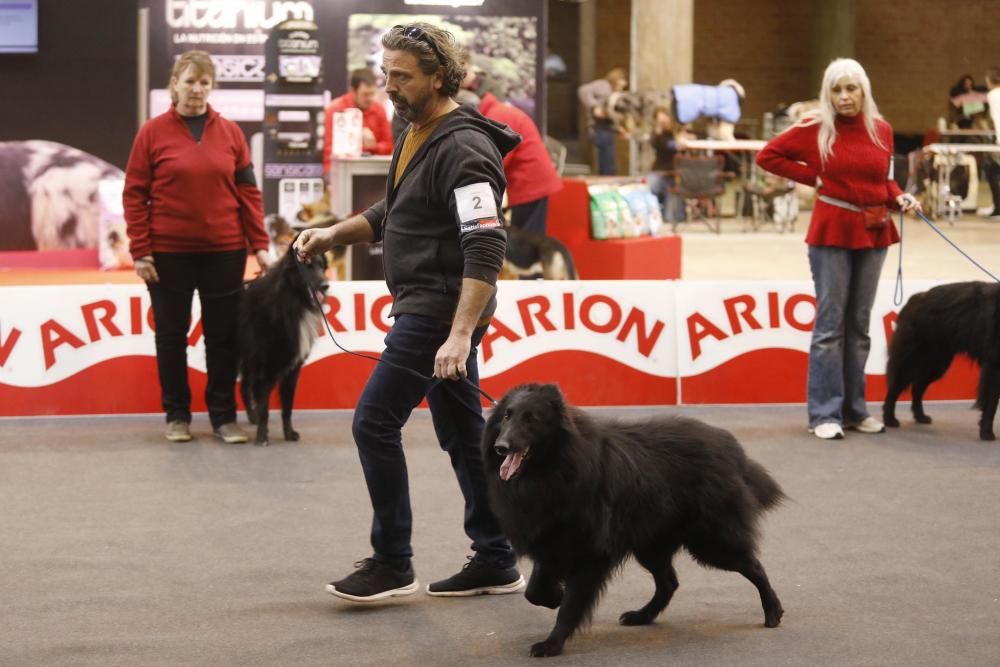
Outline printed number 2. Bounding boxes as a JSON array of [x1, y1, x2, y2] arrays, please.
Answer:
[[472, 195, 482, 209]]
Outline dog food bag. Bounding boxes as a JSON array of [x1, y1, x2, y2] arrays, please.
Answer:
[[618, 184, 653, 237], [589, 185, 624, 239]]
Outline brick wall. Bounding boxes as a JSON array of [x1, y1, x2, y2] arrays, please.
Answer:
[[691, 0, 1000, 136]]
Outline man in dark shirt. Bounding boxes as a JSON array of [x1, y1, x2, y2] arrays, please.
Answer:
[[295, 23, 523, 603]]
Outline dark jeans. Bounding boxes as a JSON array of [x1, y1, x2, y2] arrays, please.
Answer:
[[351, 313, 515, 568], [510, 197, 549, 234], [146, 249, 246, 428], [986, 156, 1000, 214], [591, 123, 617, 176]]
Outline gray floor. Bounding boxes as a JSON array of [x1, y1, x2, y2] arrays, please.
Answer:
[[3, 404, 1000, 666]]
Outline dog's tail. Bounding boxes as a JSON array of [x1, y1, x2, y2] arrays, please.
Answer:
[[543, 239, 579, 280], [743, 459, 786, 511]]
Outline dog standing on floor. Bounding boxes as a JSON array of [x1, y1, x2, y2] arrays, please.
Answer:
[[482, 383, 785, 657], [883, 281, 1000, 441], [501, 227, 578, 280], [238, 247, 329, 446]]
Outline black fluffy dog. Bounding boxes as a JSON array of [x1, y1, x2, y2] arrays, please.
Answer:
[[482, 384, 785, 657], [883, 281, 1000, 440], [238, 249, 328, 446]]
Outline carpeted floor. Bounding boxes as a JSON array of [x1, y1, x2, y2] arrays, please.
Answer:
[[3, 403, 999, 666]]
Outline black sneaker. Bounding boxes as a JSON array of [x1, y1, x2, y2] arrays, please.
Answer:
[[325, 558, 419, 603], [426, 557, 526, 597]]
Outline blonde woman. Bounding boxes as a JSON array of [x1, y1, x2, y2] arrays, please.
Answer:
[[757, 58, 920, 440]]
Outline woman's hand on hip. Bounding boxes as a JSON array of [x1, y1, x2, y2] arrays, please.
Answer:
[[134, 256, 159, 283], [896, 193, 921, 214]]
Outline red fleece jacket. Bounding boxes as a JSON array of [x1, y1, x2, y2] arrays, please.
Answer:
[[756, 113, 902, 249], [123, 105, 268, 259], [322, 91, 394, 172], [479, 92, 562, 206]]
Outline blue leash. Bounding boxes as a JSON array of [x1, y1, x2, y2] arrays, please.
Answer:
[[893, 208, 1000, 306]]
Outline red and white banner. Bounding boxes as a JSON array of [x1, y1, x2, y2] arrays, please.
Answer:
[[0, 280, 977, 417]]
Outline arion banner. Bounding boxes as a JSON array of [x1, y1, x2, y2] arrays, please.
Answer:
[[0, 280, 977, 417]]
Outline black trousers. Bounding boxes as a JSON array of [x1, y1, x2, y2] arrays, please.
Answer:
[[986, 156, 1000, 214], [146, 250, 246, 428], [509, 196, 549, 234]]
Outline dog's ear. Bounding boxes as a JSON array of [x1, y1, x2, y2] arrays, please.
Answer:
[[535, 384, 577, 438]]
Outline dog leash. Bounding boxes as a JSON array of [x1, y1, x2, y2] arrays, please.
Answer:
[[894, 207, 1000, 305], [294, 258, 499, 407]]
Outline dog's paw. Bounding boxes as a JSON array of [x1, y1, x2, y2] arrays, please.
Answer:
[[255, 438, 269, 447], [284, 428, 300, 442], [764, 605, 783, 628], [884, 415, 900, 428], [529, 639, 564, 657], [619, 609, 654, 626], [980, 430, 996, 441], [525, 586, 562, 609], [914, 414, 933, 424]]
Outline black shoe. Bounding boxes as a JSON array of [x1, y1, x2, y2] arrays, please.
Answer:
[[325, 558, 419, 602], [426, 557, 526, 597]]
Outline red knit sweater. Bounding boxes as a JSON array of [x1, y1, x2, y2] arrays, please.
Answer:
[[123, 105, 268, 259], [479, 92, 562, 206], [756, 113, 902, 248]]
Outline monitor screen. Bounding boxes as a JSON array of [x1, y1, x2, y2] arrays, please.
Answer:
[[0, 0, 38, 54]]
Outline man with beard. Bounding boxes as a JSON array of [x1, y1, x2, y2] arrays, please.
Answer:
[[294, 23, 524, 603]]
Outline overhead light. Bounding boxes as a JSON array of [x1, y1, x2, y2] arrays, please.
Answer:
[[403, 0, 486, 6]]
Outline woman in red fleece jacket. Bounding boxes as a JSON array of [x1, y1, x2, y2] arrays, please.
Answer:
[[124, 50, 271, 445], [756, 58, 921, 441]]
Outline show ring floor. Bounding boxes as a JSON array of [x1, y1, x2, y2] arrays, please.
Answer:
[[3, 404, 999, 666]]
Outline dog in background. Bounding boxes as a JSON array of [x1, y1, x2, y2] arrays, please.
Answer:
[[883, 281, 1000, 441], [501, 228, 578, 280], [483, 383, 785, 657], [0, 140, 120, 251], [238, 245, 329, 446]]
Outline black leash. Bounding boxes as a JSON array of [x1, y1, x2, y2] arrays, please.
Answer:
[[294, 258, 499, 406], [894, 208, 1000, 306]]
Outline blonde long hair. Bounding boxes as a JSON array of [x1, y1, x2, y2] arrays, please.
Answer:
[[796, 58, 885, 163]]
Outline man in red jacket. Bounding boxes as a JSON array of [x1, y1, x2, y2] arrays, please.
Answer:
[[460, 49, 562, 233], [322, 68, 394, 174]]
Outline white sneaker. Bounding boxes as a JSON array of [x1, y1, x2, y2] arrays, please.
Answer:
[[809, 423, 844, 440], [846, 417, 885, 434]]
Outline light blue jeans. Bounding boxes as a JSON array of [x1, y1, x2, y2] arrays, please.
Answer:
[[806, 245, 887, 428]]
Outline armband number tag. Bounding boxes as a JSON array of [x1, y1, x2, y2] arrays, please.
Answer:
[[454, 182, 500, 233]]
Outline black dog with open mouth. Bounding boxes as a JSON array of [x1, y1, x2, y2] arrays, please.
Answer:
[[483, 383, 785, 657]]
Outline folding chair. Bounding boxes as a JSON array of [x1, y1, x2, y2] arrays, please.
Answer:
[[670, 154, 726, 233]]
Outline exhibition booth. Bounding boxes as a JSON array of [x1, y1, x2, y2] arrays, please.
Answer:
[[0, 1, 979, 417]]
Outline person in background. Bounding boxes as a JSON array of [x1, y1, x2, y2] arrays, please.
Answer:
[[123, 50, 271, 445], [460, 47, 562, 233], [646, 106, 687, 224], [577, 67, 628, 175], [756, 58, 920, 441], [948, 73, 988, 130], [295, 23, 524, 603], [983, 67, 1000, 218], [323, 67, 394, 174]]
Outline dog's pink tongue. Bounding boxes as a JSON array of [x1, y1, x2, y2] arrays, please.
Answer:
[[499, 451, 524, 481]]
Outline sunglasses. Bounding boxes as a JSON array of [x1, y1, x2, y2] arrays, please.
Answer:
[[396, 25, 445, 64]]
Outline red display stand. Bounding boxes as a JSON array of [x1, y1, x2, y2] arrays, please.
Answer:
[[545, 178, 681, 279]]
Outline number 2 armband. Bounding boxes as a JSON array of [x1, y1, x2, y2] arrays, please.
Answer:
[[454, 182, 502, 235]]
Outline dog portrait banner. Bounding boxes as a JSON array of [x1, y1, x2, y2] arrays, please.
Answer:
[[0, 280, 978, 417]]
